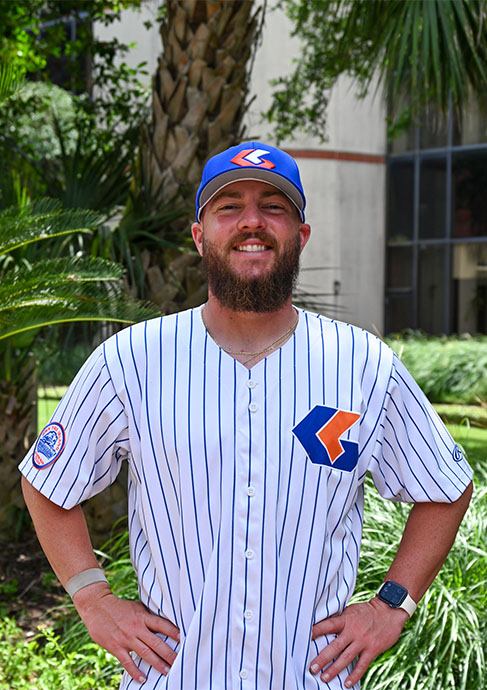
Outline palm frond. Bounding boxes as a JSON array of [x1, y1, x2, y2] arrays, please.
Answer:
[[0, 199, 100, 256], [0, 291, 160, 341], [49, 117, 135, 214], [0, 65, 24, 102], [0, 257, 126, 309], [0, 198, 161, 343]]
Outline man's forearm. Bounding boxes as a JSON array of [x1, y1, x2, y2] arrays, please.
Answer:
[[21, 476, 100, 588], [310, 481, 473, 687], [21, 477, 180, 684], [382, 480, 473, 603]]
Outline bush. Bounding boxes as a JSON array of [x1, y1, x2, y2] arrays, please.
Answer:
[[355, 481, 487, 689], [0, 618, 121, 689], [385, 333, 487, 404]]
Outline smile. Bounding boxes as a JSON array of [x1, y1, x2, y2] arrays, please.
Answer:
[[235, 244, 269, 252]]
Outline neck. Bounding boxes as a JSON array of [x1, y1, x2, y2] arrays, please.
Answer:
[[202, 293, 298, 368]]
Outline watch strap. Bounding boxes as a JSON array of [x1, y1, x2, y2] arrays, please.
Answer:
[[397, 592, 417, 617]]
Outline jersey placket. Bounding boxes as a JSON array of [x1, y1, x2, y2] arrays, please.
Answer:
[[231, 366, 265, 689]]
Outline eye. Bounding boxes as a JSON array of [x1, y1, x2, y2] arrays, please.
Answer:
[[264, 202, 286, 212], [216, 202, 240, 212]]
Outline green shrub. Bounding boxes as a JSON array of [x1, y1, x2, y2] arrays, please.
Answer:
[[0, 618, 121, 689], [356, 481, 487, 690], [386, 333, 487, 404]]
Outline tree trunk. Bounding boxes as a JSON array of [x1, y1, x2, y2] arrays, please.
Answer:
[[136, 0, 264, 314], [0, 353, 37, 537]]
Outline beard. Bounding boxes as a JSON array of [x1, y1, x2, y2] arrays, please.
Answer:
[[202, 231, 301, 313]]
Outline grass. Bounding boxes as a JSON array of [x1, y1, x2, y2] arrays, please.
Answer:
[[37, 386, 68, 432], [446, 424, 487, 481]]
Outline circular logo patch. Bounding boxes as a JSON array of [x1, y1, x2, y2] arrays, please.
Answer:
[[452, 444, 465, 463], [33, 422, 65, 469]]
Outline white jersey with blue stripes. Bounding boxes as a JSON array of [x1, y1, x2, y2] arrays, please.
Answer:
[[19, 306, 472, 689]]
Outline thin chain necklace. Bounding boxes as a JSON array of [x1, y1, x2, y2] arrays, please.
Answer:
[[201, 308, 299, 365]]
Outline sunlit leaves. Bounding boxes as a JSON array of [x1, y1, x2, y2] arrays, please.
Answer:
[[266, 0, 487, 141]]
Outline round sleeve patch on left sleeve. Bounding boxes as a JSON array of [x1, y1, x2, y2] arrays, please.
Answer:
[[33, 422, 66, 469]]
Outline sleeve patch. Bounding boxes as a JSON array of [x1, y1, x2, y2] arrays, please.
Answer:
[[33, 422, 66, 469]]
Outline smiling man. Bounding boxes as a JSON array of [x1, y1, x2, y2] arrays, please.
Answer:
[[20, 141, 473, 690]]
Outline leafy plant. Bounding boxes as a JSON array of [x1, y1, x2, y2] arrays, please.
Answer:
[[0, 618, 121, 689], [0, 198, 159, 344], [266, 0, 487, 142], [386, 333, 487, 404], [354, 479, 487, 689]]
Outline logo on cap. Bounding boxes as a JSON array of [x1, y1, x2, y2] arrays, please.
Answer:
[[231, 148, 276, 169], [33, 422, 66, 469]]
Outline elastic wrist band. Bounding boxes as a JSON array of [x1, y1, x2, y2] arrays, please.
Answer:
[[65, 568, 108, 598]]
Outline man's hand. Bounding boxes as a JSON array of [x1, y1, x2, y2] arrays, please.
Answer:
[[309, 598, 409, 688], [73, 583, 180, 684]]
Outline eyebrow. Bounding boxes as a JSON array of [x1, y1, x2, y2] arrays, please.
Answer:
[[210, 188, 289, 206]]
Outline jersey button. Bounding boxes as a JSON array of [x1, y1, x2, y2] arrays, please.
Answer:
[[248, 402, 258, 412], [244, 609, 253, 619], [247, 486, 256, 497], [247, 379, 257, 389], [245, 549, 254, 560], [239, 670, 248, 680]]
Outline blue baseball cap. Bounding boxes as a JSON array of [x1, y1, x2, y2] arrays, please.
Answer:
[[195, 141, 306, 221]]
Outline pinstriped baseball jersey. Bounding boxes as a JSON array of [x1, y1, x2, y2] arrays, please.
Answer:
[[19, 306, 473, 690]]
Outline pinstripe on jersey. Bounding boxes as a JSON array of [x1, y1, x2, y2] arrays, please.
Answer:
[[19, 306, 473, 690]]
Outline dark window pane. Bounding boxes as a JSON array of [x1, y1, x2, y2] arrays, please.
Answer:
[[387, 246, 413, 289], [419, 157, 446, 239], [452, 150, 487, 238], [452, 243, 487, 334], [388, 159, 414, 241], [385, 293, 414, 334], [418, 245, 446, 334]]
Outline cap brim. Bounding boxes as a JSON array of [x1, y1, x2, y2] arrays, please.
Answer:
[[198, 168, 305, 221]]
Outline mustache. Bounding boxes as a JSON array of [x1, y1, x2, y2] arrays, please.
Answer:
[[228, 231, 278, 250]]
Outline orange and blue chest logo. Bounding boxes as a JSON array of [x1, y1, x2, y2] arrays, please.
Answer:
[[293, 406, 361, 472]]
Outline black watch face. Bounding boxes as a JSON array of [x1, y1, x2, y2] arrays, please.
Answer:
[[378, 581, 407, 607]]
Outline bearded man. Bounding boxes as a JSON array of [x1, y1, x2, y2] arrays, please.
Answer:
[[20, 142, 473, 690]]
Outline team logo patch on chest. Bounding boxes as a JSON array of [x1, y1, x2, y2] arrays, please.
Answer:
[[292, 405, 360, 472], [33, 422, 65, 469]]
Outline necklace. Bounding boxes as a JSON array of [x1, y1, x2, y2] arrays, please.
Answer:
[[201, 308, 299, 365]]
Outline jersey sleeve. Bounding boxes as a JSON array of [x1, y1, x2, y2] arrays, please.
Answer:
[[368, 353, 473, 503], [19, 344, 130, 510]]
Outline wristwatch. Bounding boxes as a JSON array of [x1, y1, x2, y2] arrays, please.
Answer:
[[376, 580, 417, 617]]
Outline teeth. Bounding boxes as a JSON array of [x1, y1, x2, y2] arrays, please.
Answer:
[[236, 244, 268, 252]]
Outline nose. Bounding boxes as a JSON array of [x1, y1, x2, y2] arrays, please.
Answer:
[[236, 201, 266, 231]]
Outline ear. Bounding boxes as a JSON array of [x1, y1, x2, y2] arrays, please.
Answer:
[[299, 223, 311, 253], [191, 222, 204, 257]]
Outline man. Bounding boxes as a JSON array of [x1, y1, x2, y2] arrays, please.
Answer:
[[20, 142, 473, 690]]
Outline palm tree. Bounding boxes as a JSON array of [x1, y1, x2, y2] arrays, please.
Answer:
[[133, 0, 265, 313], [266, 0, 487, 141]]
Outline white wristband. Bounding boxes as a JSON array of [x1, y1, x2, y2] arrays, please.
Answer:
[[65, 568, 108, 599]]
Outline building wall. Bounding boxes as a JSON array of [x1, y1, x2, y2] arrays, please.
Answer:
[[96, 2, 387, 333]]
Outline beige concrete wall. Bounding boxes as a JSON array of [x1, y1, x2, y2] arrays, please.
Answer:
[[95, 2, 387, 333]]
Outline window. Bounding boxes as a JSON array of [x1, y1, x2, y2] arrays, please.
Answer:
[[386, 102, 487, 335]]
